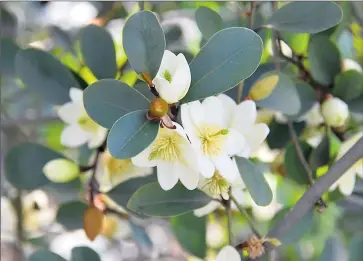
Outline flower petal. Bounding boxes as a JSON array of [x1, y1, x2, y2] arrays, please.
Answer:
[[131, 144, 157, 168], [338, 170, 356, 196], [61, 124, 90, 148], [217, 94, 237, 126], [202, 96, 227, 127], [171, 53, 191, 100], [236, 146, 251, 158], [197, 153, 215, 178], [70, 87, 83, 103], [157, 162, 179, 190], [225, 129, 246, 156], [181, 103, 202, 147], [176, 164, 199, 190], [244, 123, 270, 154], [88, 127, 108, 149], [213, 155, 239, 183], [231, 100, 257, 135], [153, 77, 179, 104], [57, 102, 83, 124], [193, 201, 220, 217], [216, 246, 241, 261], [156, 50, 178, 77]]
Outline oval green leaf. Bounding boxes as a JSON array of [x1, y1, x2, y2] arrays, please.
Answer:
[[83, 79, 150, 129], [29, 249, 66, 261], [333, 70, 363, 102], [122, 11, 165, 78], [267, 120, 306, 150], [256, 73, 301, 115], [15, 48, 80, 104], [79, 25, 117, 79], [348, 95, 363, 113], [286, 82, 316, 120], [107, 110, 159, 159], [235, 157, 273, 206], [56, 201, 88, 230], [182, 27, 263, 103], [71, 247, 101, 261], [308, 35, 341, 85], [5, 143, 65, 190], [0, 38, 20, 76], [195, 6, 223, 40], [268, 2, 342, 33], [127, 182, 212, 217], [309, 131, 340, 170]]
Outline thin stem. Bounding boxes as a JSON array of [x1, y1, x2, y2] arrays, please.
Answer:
[[248, 2, 256, 29], [12, 189, 24, 258], [230, 194, 262, 238], [139, 1, 145, 11], [226, 195, 233, 245]]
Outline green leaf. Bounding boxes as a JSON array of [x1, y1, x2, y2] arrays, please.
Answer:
[[15, 48, 80, 104], [286, 82, 316, 120], [333, 70, 363, 102], [5, 143, 65, 190], [107, 110, 159, 159], [320, 237, 347, 261], [267, 120, 306, 150], [83, 79, 150, 129], [309, 132, 340, 170], [170, 212, 206, 258], [284, 141, 313, 185], [348, 95, 363, 113], [282, 33, 309, 55], [29, 249, 66, 261], [235, 157, 273, 206], [195, 6, 223, 40], [268, 2, 342, 34], [308, 35, 341, 85], [127, 182, 212, 217], [0, 38, 20, 76], [255, 72, 301, 116], [122, 11, 165, 78], [182, 27, 263, 103], [79, 25, 117, 79], [56, 201, 88, 230], [71, 247, 101, 261], [349, 235, 363, 261]]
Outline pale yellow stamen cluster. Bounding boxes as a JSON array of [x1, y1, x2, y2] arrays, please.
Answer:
[[199, 125, 229, 156], [204, 171, 229, 198], [101, 152, 134, 182], [77, 111, 99, 133], [149, 128, 186, 163]]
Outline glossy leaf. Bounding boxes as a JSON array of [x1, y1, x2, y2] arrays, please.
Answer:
[[0, 38, 20, 76], [56, 201, 88, 230], [127, 182, 212, 217], [15, 48, 80, 104], [171, 212, 206, 258], [83, 205, 104, 241], [195, 6, 223, 40], [122, 11, 165, 78], [267, 120, 306, 149], [71, 247, 101, 261], [333, 70, 363, 101], [268, 2, 342, 33], [107, 110, 159, 159], [29, 249, 66, 261], [308, 35, 341, 85], [83, 79, 150, 129], [182, 27, 263, 102], [284, 141, 313, 185], [256, 73, 301, 116], [235, 157, 273, 206], [309, 132, 340, 170], [5, 143, 65, 190], [79, 25, 117, 79], [286, 82, 316, 120], [348, 95, 363, 113]]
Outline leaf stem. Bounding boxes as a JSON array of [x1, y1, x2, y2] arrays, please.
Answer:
[[226, 193, 233, 245]]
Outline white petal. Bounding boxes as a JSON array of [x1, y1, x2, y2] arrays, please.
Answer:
[[202, 96, 227, 127], [69, 87, 83, 103], [193, 201, 220, 217], [213, 155, 239, 183], [88, 127, 108, 149], [176, 164, 199, 190], [216, 246, 241, 261], [57, 102, 82, 124], [153, 77, 179, 104], [355, 162, 363, 178], [225, 129, 246, 156], [156, 50, 178, 77], [217, 93, 237, 126], [231, 188, 245, 211], [171, 53, 191, 100], [231, 100, 257, 135], [244, 123, 270, 154], [131, 144, 157, 168], [181, 103, 202, 146], [237, 146, 251, 158], [188, 100, 205, 127], [197, 153, 215, 178], [157, 162, 179, 190], [338, 170, 356, 196], [61, 124, 90, 148]]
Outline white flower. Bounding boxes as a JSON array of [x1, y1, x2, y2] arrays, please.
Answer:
[[321, 97, 349, 127], [153, 50, 191, 104], [57, 88, 108, 148], [132, 122, 200, 191], [216, 246, 241, 261], [301, 102, 324, 127], [329, 132, 363, 196], [181, 97, 245, 182], [43, 158, 80, 183], [217, 94, 270, 158], [342, 58, 363, 72], [95, 150, 153, 192]]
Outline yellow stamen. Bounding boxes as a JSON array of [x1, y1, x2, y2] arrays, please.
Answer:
[[204, 171, 229, 198], [77, 112, 99, 133], [199, 125, 229, 156], [163, 70, 172, 83]]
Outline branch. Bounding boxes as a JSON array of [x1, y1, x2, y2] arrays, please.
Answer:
[[226, 193, 233, 245]]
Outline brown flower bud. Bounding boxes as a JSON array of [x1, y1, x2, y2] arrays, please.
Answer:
[[83, 205, 104, 241], [149, 98, 169, 118]]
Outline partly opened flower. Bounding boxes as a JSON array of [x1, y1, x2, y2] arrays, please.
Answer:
[[217, 94, 269, 158], [216, 246, 241, 261], [329, 132, 363, 196], [57, 88, 107, 148], [321, 97, 349, 128], [153, 50, 191, 104], [43, 158, 80, 183], [181, 97, 245, 182], [132, 123, 200, 190], [95, 150, 153, 192]]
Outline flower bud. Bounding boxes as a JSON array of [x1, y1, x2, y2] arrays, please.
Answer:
[[43, 159, 79, 183], [321, 97, 349, 127], [149, 98, 168, 118], [249, 74, 279, 101], [342, 58, 362, 73]]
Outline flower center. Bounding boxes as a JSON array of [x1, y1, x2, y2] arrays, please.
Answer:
[[199, 125, 229, 156], [163, 70, 172, 83], [107, 158, 133, 176], [77, 112, 99, 133], [149, 128, 186, 163], [204, 171, 229, 198]]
